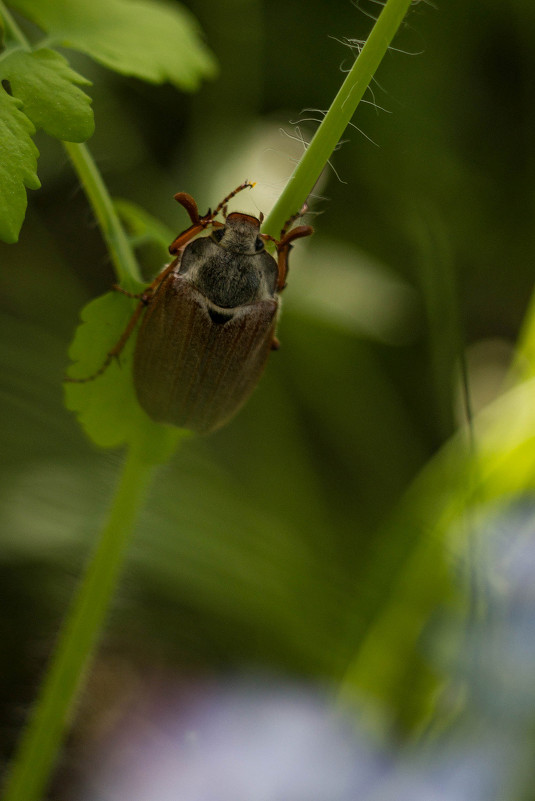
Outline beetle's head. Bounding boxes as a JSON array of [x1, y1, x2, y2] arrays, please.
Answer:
[[212, 212, 265, 255]]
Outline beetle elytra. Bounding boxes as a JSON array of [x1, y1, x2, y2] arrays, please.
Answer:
[[67, 182, 313, 434]]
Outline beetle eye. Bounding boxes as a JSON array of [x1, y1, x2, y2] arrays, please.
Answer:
[[255, 237, 265, 252], [212, 228, 225, 243]]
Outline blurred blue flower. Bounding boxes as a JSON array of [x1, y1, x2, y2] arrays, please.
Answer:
[[79, 675, 524, 801], [81, 680, 383, 801], [80, 501, 535, 801], [454, 497, 535, 721]]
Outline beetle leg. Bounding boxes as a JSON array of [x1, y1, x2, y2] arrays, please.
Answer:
[[65, 266, 176, 385], [111, 284, 145, 300], [277, 203, 310, 239], [65, 297, 148, 384], [260, 206, 313, 290], [168, 220, 211, 255], [274, 243, 291, 292], [280, 224, 315, 245], [275, 224, 314, 291], [278, 210, 303, 241]]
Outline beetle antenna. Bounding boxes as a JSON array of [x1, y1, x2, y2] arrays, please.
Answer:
[[212, 181, 256, 218]]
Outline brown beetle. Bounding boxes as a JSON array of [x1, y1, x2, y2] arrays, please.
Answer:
[[69, 182, 313, 434]]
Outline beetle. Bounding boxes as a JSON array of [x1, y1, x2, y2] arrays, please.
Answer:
[[68, 182, 313, 434]]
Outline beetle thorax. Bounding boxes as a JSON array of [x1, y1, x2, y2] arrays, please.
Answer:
[[177, 214, 278, 309]]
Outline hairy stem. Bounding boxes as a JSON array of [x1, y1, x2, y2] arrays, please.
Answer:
[[64, 142, 142, 285], [263, 0, 412, 238]]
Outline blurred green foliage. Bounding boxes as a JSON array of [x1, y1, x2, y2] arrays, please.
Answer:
[[2, 0, 535, 792]]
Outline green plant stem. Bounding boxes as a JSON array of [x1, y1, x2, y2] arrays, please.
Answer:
[[263, 0, 412, 238], [64, 141, 142, 285], [2, 13, 150, 801], [2, 446, 154, 801], [0, 0, 29, 49]]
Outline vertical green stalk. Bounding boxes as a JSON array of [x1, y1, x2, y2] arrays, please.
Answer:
[[63, 142, 142, 285], [2, 447, 154, 801], [0, 1, 29, 48], [1, 11, 153, 800], [263, 0, 412, 238]]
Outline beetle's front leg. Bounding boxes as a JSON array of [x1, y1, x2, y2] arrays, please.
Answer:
[[274, 224, 314, 291]]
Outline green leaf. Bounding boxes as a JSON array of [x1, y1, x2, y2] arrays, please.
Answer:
[[64, 288, 185, 460], [8, 0, 217, 89], [0, 87, 40, 244], [0, 48, 94, 142]]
